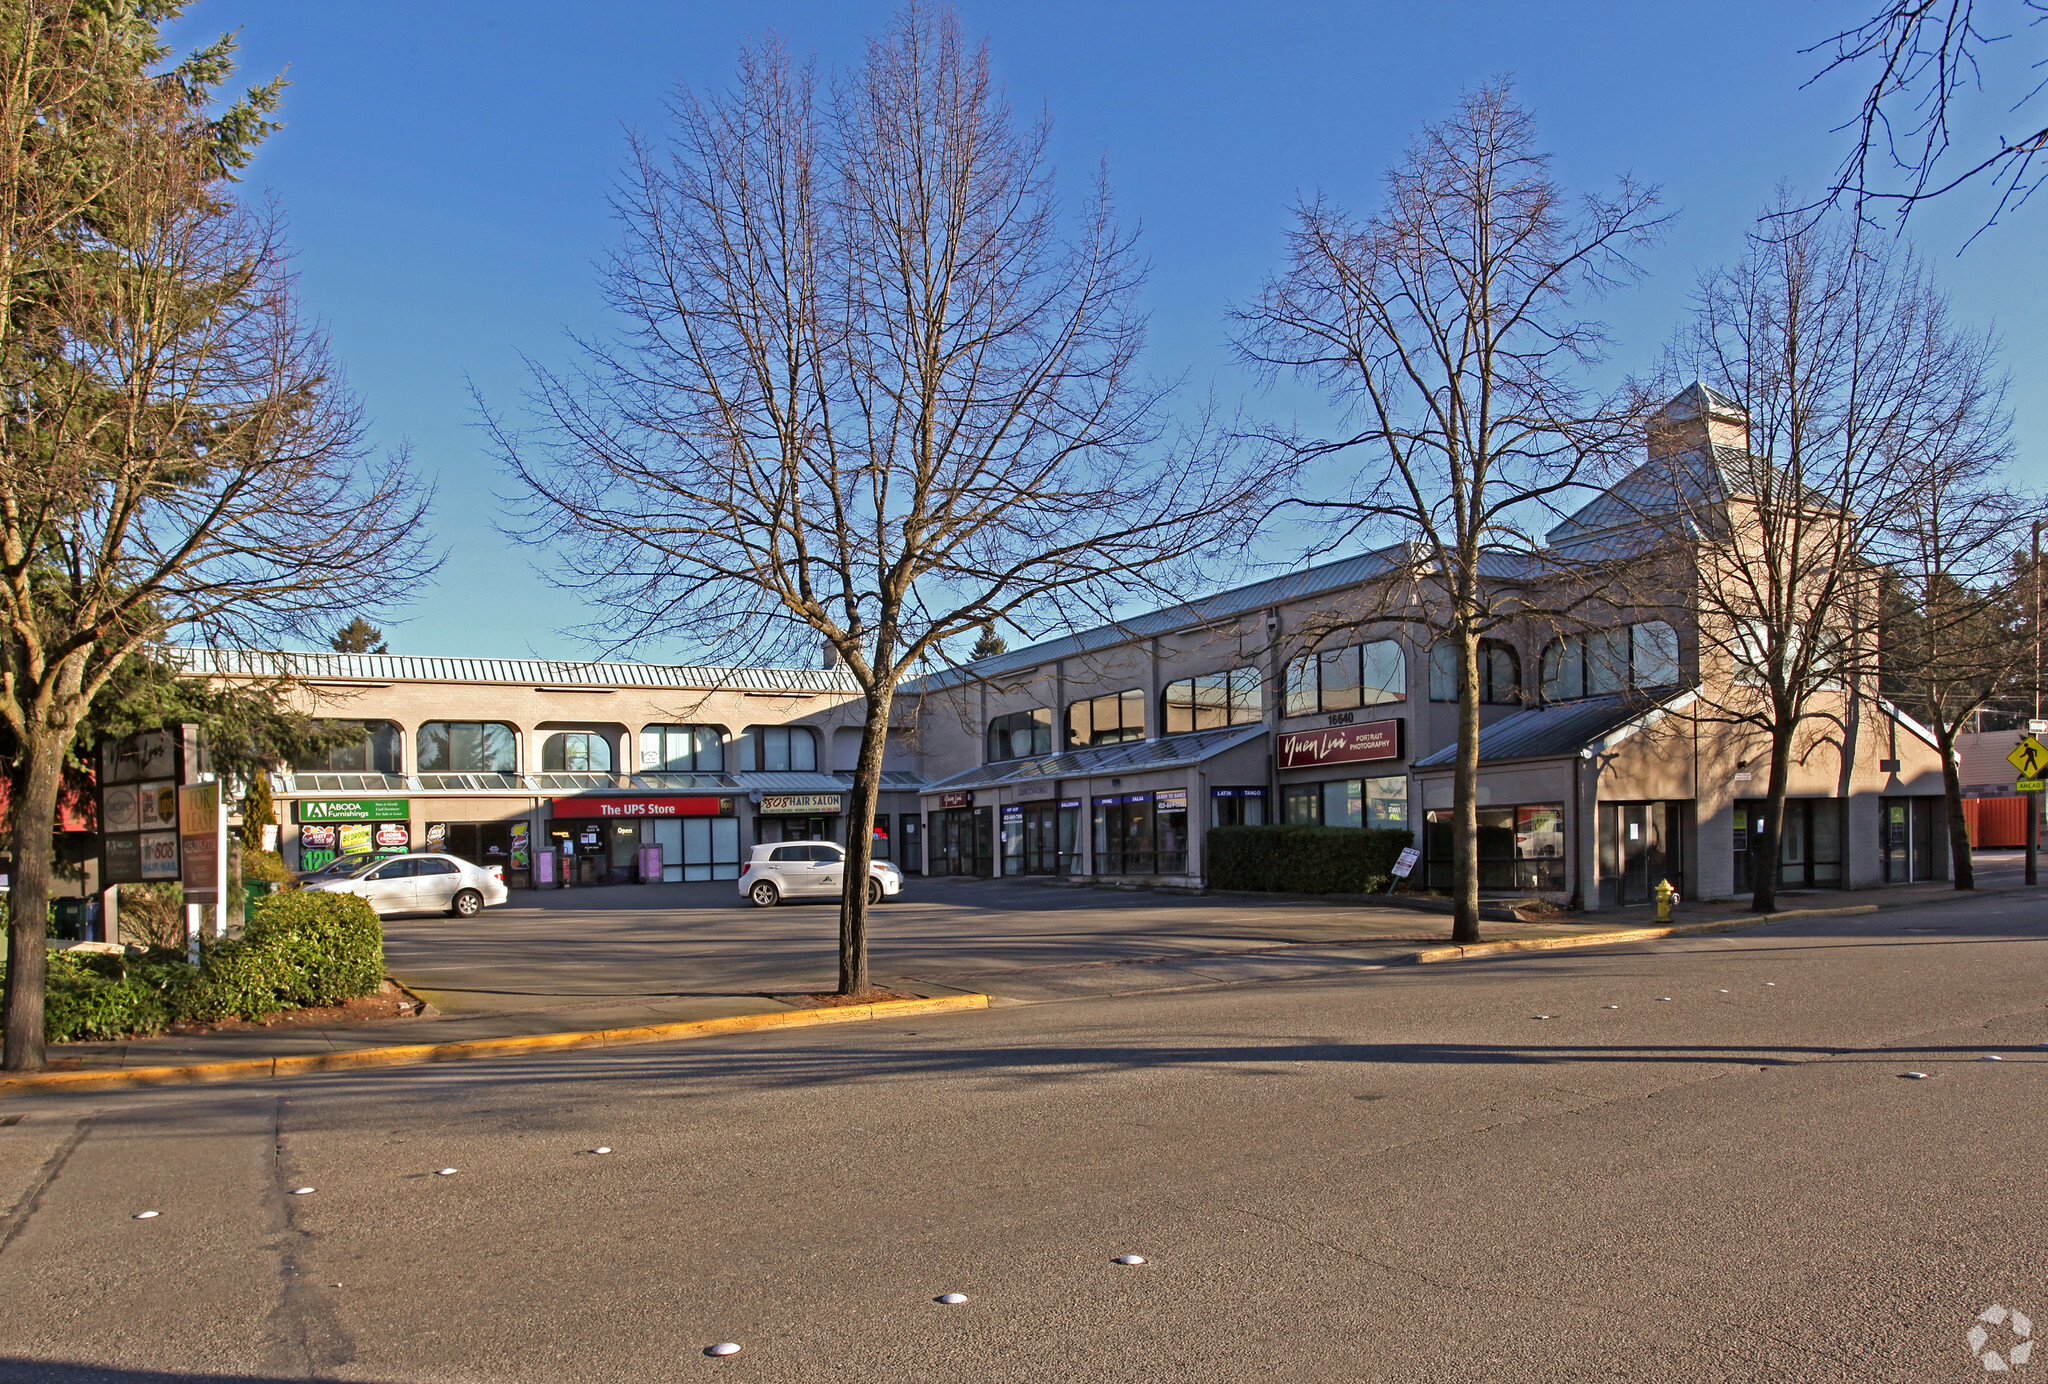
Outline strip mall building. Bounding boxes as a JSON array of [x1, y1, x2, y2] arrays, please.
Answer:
[[212, 387, 1972, 907]]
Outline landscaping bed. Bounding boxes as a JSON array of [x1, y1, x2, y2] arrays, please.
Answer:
[[10, 891, 389, 1044]]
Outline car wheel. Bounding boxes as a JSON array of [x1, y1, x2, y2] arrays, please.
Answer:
[[866, 877, 884, 905], [449, 889, 483, 918], [749, 880, 781, 908]]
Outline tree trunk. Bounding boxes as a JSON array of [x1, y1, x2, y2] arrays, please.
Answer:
[[2, 726, 65, 1071], [1936, 722, 1974, 890], [1750, 721, 1794, 914], [1451, 625, 1482, 945], [837, 684, 895, 996]]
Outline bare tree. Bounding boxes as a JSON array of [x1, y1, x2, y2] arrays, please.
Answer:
[[1233, 83, 1663, 943], [497, 6, 1268, 996], [1866, 309, 2023, 887], [1661, 213, 1987, 911], [0, 9, 435, 1071], [1810, 0, 2048, 233]]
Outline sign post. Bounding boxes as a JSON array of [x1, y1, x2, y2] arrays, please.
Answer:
[[2007, 738, 2047, 886]]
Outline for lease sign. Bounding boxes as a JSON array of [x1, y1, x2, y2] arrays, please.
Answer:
[[1277, 719, 1403, 769]]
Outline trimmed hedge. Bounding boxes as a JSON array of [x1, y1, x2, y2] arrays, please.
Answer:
[[18, 890, 385, 1042], [1206, 825, 1416, 895]]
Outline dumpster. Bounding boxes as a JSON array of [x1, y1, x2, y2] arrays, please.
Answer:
[[243, 881, 276, 923]]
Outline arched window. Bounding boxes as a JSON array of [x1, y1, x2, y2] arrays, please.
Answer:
[[986, 709, 1053, 762], [639, 724, 724, 772], [1067, 689, 1145, 747], [418, 722, 518, 774], [1428, 640, 1520, 703], [1541, 621, 1682, 701], [542, 732, 614, 773], [738, 725, 818, 772], [1282, 639, 1404, 716], [296, 720, 403, 774], [1162, 667, 1262, 734]]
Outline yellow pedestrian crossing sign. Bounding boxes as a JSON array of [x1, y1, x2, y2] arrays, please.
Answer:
[[2010, 736, 2048, 787]]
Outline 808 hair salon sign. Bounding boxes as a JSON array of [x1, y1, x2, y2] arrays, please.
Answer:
[[1278, 719, 1403, 769]]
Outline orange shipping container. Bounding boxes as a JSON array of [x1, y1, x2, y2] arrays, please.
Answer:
[[1962, 796, 2030, 848]]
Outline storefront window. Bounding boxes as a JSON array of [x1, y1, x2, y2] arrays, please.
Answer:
[[986, 709, 1053, 762], [1068, 689, 1145, 747], [418, 722, 517, 774], [1162, 668, 1262, 734], [639, 724, 724, 772], [1283, 640, 1405, 716], [1425, 803, 1566, 891], [1211, 786, 1267, 827], [542, 732, 613, 773], [297, 720, 403, 774], [738, 725, 818, 772], [1282, 783, 1320, 824]]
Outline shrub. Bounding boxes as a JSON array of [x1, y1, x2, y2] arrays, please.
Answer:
[[23, 891, 385, 1041], [1206, 825, 1415, 895], [242, 890, 384, 1007], [39, 949, 170, 1043], [241, 849, 295, 886]]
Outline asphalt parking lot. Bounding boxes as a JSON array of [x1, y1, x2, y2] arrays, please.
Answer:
[[375, 875, 1540, 1013]]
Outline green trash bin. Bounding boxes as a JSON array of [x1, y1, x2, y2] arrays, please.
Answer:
[[51, 896, 86, 940], [243, 881, 276, 924]]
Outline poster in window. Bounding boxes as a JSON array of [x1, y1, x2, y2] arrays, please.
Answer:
[[510, 821, 531, 868], [425, 822, 449, 850], [374, 822, 411, 851], [300, 824, 337, 851], [1517, 806, 1564, 859], [338, 822, 374, 856]]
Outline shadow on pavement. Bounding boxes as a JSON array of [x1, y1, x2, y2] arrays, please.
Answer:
[[0, 1365, 400, 1384]]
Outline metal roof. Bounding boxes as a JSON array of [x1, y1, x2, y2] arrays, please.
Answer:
[[734, 771, 857, 793], [922, 723, 1268, 793], [912, 545, 1549, 693], [177, 647, 863, 694], [1410, 690, 1690, 768]]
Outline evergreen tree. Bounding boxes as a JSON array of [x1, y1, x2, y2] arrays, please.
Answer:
[[970, 627, 1007, 660], [330, 617, 389, 654]]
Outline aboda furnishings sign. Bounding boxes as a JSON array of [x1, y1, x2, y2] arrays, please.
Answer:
[[1277, 719, 1402, 769]]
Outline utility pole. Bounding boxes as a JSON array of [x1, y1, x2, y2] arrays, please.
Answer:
[[2031, 521, 2043, 885]]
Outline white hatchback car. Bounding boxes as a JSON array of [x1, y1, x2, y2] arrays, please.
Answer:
[[739, 842, 903, 908], [303, 852, 511, 918]]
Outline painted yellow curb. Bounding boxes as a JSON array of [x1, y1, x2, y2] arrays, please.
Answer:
[[1407, 909, 1872, 963], [0, 993, 990, 1097]]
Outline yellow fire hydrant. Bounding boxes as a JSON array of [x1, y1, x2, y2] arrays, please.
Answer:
[[1654, 878, 1678, 923]]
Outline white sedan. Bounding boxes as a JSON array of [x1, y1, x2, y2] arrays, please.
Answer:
[[739, 842, 903, 908], [303, 852, 510, 918]]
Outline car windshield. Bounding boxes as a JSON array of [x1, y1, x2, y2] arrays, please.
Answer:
[[305, 853, 374, 879], [338, 854, 397, 879]]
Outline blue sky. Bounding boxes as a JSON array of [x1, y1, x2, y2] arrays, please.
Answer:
[[165, 1, 2048, 662]]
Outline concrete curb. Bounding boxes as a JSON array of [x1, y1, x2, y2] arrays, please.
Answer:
[[0, 993, 990, 1098], [1407, 914, 1792, 963]]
